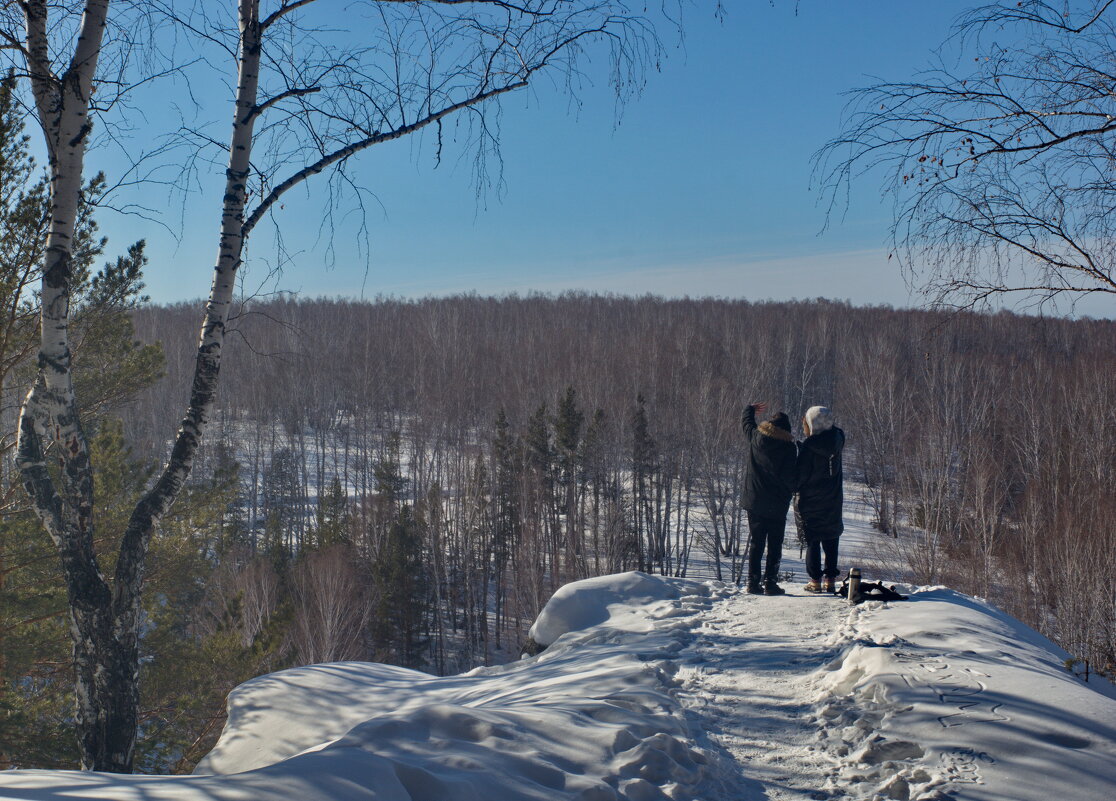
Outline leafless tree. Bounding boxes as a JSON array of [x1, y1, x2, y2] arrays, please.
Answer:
[[289, 545, 368, 665], [817, 0, 1116, 310], [197, 550, 281, 650], [1, 0, 143, 772]]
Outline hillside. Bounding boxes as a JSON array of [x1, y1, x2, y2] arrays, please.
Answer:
[[1, 523, 1113, 801], [120, 295, 1116, 681]]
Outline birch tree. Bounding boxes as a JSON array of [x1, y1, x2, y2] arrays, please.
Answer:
[[0, 0, 138, 773], [817, 0, 1116, 310], [3, 0, 673, 773]]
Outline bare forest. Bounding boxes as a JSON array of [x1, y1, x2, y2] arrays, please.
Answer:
[[128, 295, 1115, 671], [5, 293, 1114, 771]]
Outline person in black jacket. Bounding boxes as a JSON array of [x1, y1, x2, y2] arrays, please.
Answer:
[[796, 405, 845, 593], [741, 402, 798, 595]]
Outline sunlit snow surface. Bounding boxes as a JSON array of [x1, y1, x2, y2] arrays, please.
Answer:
[[3, 566, 1115, 799]]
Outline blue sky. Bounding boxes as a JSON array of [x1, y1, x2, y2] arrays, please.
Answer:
[[86, 1, 992, 307]]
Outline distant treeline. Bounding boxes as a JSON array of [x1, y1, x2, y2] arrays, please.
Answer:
[[126, 294, 1115, 683]]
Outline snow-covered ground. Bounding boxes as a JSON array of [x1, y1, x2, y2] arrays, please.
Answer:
[[2, 501, 1114, 800]]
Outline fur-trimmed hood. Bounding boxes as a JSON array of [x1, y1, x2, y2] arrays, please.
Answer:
[[741, 404, 798, 517], [758, 421, 795, 442]]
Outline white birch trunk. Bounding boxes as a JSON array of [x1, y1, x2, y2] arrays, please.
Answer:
[[115, 0, 262, 613], [107, 0, 263, 759], [14, 0, 263, 773], [15, 0, 137, 773]]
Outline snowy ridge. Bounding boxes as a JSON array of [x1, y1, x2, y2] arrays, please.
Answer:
[[0, 573, 722, 801], [679, 583, 1116, 801], [813, 588, 1116, 801], [1, 570, 1114, 800]]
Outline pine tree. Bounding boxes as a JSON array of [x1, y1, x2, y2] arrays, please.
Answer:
[[490, 409, 521, 646], [553, 387, 584, 472], [312, 476, 350, 549], [207, 442, 249, 553], [262, 448, 304, 557], [461, 455, 492, 663], [0, 70, 168, 768], [552, 386, 585, 579], [632, 394, 658, 571], [373, 432, 408, 503], [0, 73, 45, 467], [1, 421, 259, 772], [0, 504, 73, 768], [523, 402, 557, 595], [580, 408, 607, 574], [524, 403, 552, 478], [370, 505, 432, 669]]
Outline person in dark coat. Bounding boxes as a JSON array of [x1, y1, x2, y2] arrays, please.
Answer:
[[796, 405, 845, 593], [741, 402, 798, 595]]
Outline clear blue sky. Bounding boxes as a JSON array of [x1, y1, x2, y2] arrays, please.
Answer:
[[86, 0, 1012, 309]]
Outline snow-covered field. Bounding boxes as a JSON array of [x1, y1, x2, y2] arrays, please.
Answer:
[[2, 508, 1114, 800]]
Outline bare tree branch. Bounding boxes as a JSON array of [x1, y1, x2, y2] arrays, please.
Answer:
[[244, 78, 527, 236], [816, 0, 1116, 310]]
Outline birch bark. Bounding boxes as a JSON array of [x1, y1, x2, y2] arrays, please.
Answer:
[[14, 0, 263, 773], [14, 0, 136, 773]]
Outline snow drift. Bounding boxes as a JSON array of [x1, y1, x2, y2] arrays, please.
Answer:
[[813, 586, 1116, 801], [1, 569, 1114, 801], [0, 572, 719, 801]]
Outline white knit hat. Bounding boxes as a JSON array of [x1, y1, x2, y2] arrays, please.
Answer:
[[804, 405, 834, 435]]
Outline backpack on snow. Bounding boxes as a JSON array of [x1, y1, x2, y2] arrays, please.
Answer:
[[836, 576, 908, 604]]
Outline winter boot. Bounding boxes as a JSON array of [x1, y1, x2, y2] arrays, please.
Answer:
[[763, 581, 786, 596], [824, 577, 836, 593], [746, 578, 763, 595], [804, 579, 823, 593]]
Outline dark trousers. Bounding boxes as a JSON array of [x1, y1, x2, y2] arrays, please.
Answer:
[[806, 537, 840, 581], [747, 512, 786, 585]]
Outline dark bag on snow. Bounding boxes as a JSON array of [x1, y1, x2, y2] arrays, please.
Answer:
[[837, 579, 908, 604]]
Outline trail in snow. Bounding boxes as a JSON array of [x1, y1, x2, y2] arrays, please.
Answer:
[[680, 590, 845, 800], [673, 490, 884, 799], [680, 581, 1116, 801], [676, 493, 1116, 801]]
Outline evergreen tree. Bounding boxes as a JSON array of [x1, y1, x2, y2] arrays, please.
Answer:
[[0, 504, 73, 769], [370, 505, 432, 669], [373, 432, 408, 503], [490, 409, 521, 645], [262, 448, 303, 557], [207, 442, 249, 554], [553, 386, 584, 482], [460, 455, 492, 662], [632, 394, 657, 570], [492, 410, 521, 562], [580, 408, 608, 574], [0, 70, 197, 769], [311, 476, 350, 549], [552, 386, 585, 578], [524, 403, 552, 478], [0, 420, 265, 772], [0, 72, 45, 468]]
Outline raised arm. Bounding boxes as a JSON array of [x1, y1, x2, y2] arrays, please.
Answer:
[[742, 401, 767, 437]]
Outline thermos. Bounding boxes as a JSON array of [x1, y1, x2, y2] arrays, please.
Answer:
[[848, 567, 861, 606]]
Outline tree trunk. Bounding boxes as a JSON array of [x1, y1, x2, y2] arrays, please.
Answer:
[[15, 0, 264, 771]]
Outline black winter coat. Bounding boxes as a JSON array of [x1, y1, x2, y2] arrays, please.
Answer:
[[741, 405, 798, 520], [795, 427, 844, 541]]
